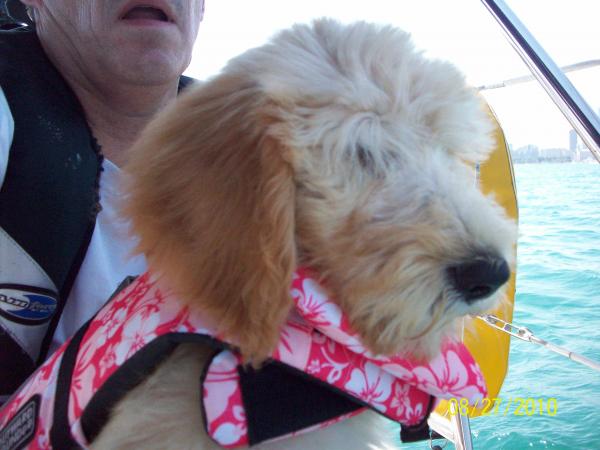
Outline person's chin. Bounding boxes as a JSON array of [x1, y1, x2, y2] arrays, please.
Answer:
[[108, 31, 186, 80], [114, 21, 183, 48], [115, 50, 186, 85]]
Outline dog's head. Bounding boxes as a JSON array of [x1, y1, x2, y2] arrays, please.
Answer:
[[123, 19, 516, 363]]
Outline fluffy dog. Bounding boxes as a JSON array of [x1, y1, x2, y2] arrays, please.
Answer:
[[91, 19, 516, 450]]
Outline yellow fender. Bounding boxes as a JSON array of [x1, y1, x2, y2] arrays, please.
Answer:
[[436, 106, 519, 418]]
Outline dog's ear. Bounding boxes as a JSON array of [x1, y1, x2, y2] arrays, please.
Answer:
[[122, 74, 296, 362]]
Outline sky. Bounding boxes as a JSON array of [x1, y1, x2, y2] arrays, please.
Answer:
[[186, 0, 599, 150]]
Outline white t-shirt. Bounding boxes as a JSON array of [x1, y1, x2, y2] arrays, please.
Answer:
[[50, 158, 148, 352], [0, 87, 148, 354]]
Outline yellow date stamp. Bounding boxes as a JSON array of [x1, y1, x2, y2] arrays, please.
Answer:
[[448, 397, 558, 417]]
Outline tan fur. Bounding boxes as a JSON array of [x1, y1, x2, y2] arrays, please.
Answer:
[[98, 18, 518, 449], [123, 74, 297, 362]]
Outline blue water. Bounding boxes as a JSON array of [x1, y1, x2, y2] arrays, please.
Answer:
[[400, 163, 600, 450]]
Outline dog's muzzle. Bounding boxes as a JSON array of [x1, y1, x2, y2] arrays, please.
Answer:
[[448, 254, 510, 303]]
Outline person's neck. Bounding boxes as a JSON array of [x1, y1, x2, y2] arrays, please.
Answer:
[[72, 82, 179, 167], [38, 34, 179, 168]]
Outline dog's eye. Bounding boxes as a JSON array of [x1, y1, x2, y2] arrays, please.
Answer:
[[356, 145, 375, 172], [356, 144, 387, 180]]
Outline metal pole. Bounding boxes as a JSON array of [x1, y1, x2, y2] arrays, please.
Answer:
[[480, 0, 600, 162]]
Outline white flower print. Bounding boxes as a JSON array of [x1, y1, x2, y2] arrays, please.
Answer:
[[307, 359, 322, 374], [232, 405, 246, 422], [319, 345, 349, 384], [413, 350, 484, 401], [389, 382, 410, 417], [102, 307, 127, 337], [344, 362, 392, 412], [204, 351, 241, 423], [403, 401, 424, 424], [36, 428, 49, 448], [98, 343, 117, 378], [213, 422, 247, 446], [469, 363, 487, 393], [70, 362, 97, 421], [114, 313, 160, 365], [312, 331, 327, 345], [81, 307, 127, 356], [343, 335, 370, 356], [296, 279, 342, 329], [381, 363, 415, 383], [275, 322, 312, 368]]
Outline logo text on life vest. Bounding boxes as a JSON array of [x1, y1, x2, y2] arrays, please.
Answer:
[[0, 285, 57, 325], [0, 395, 40, 450]]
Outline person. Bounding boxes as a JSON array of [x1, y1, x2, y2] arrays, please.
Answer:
[[0, 0, 205, 400]]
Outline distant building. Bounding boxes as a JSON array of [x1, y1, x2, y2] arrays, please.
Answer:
[[511, 144, 573, 163], [511, 144, 540, 163], [569, 129, 577, 152], [509, 124, 599, 163], [568, 128, 596, 162], [540, 148, 572, 163]]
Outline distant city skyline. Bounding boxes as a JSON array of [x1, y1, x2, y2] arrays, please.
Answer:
[[511, 142, 595, 164]]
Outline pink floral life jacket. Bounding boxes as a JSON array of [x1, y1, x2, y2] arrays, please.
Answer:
[[0, 269, 487, 449]]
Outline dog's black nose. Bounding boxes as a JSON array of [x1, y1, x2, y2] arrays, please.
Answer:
[[448, 255, 510, 303]]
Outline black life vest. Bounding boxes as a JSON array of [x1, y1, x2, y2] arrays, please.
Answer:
[[0, 28, 192, 399]]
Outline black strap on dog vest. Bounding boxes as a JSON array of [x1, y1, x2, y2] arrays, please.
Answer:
[[237, 361, 362, 445], [237, 360, 433, 445]]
